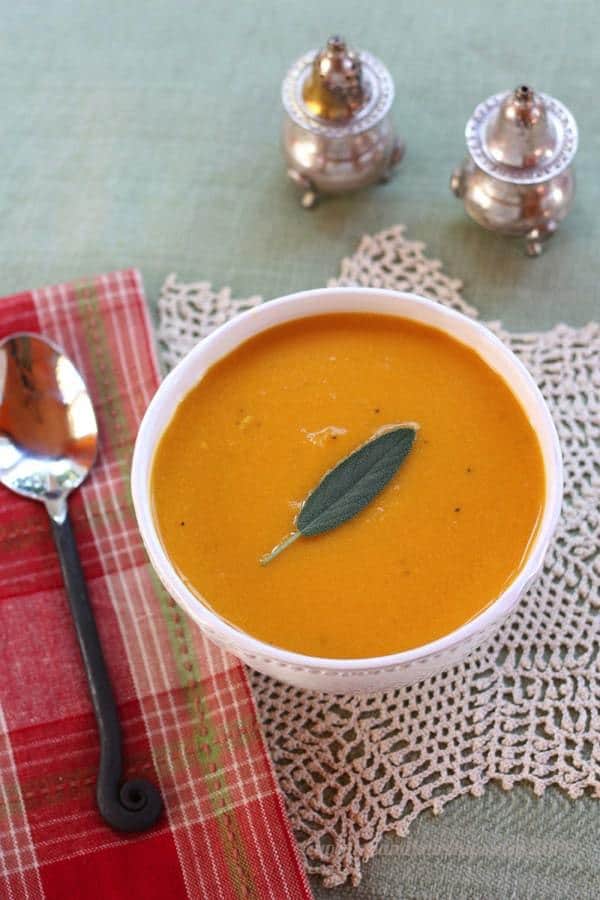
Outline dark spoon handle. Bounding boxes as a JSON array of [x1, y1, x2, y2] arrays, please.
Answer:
[[50, 512, 163, 832]]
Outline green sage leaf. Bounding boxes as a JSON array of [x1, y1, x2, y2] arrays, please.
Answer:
[[260, 424, 417, 565]]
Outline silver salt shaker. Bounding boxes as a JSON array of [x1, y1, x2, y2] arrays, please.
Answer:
[[282, 36, 404, 208], [451, 85, 578, 255]]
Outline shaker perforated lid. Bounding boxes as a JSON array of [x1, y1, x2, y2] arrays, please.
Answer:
[[282, 36, 394, 138], [465, 86, 578, 184], [302, 36, 368, 120]]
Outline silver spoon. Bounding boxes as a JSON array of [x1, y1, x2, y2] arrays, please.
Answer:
[[0, 333, 162, 832]]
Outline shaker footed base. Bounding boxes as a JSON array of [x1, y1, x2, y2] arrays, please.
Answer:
[[525, 221, 558, 257], [287, 138, 404, 210]]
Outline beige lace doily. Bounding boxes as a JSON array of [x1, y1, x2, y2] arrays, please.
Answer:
[[157, 226, 600, 887]]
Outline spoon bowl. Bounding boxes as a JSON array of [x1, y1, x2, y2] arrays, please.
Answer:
[[0, 333, 97, 519]]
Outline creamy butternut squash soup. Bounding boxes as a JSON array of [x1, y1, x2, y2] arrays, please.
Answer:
[[152, 314, 545, 658]]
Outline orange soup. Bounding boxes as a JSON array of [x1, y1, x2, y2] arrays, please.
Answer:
[[151, 314, 545, 658]]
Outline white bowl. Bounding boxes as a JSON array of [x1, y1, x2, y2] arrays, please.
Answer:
[[131, 288, 562, 694]]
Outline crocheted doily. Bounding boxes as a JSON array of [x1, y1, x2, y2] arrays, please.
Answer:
[[157, 226, 599, 887]]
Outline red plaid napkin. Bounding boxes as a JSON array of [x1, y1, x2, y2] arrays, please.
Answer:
[[0, 271, 312, 900]]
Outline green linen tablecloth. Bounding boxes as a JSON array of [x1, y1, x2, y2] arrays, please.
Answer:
[[1, 2, 597, 897]]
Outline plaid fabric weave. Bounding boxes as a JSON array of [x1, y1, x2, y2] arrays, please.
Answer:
[[0, 271, 312, 900]]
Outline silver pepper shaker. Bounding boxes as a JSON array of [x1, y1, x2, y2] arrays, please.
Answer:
[[451, 85, 578, 255], [281, 36, 404, 208]]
